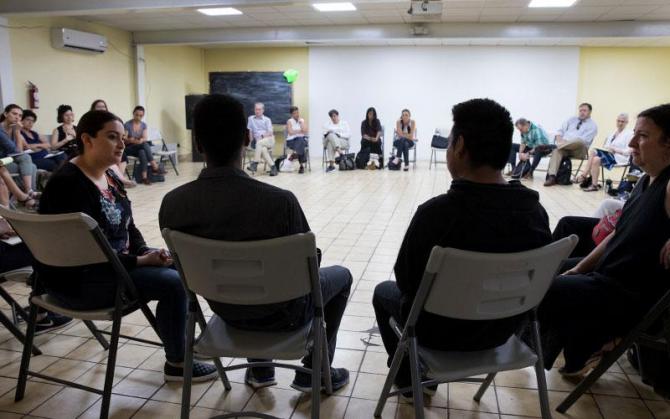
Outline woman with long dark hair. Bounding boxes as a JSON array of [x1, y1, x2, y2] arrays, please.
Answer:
[[360, 107, 383, 157]]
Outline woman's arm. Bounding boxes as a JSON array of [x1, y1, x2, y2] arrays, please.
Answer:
[[374, 121, 382, 141], [361, 121, 368, 140], [395, 120, 403, 138], [287, 119, 297, 136], [300, 118, 308, 134], [566, 232, 614, 274], [140, 126, 149, 143], [50, 128, 66, 149], [410, 120, 417, 140]]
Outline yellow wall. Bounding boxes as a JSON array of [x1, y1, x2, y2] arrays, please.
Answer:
[[8, 17, 136, 134], [204, 47, 309, 123], [144, 45, 205, 154], [578, 47, 670, 145]]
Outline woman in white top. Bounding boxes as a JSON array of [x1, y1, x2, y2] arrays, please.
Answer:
[[578, 113, 633, 191], [323, 109, 351, 173], [391, 109, 416, 171], [285, 106, 309, 174]]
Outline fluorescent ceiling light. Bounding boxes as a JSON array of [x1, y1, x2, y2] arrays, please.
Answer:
[[197, 7, 243, 16], [313, 2, 357, 12], [528, 0, 577, 7]]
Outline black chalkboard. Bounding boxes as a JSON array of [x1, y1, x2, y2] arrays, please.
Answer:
[[209, 72, 293, 124]]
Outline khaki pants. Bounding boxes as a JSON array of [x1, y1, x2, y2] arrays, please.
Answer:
[[547, 141, 588, 176], [323, 133, 349, 161], [253, 136, 275, 166]]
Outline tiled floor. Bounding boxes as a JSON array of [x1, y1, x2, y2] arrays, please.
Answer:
[[0, 160, 667, 418]]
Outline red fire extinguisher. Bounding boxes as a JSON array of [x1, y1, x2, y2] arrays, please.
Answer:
[[27, 81, 39, 109]]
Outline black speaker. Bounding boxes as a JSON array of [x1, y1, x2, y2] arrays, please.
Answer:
[[184, 94, 206, 130]]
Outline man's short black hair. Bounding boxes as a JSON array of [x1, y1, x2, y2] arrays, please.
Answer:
[[193, 94, 247, 166], [22, 109, 37, 121], [328, 109, 339, 118], [579, 102, 593, 111], [451, 98, 513, 171]]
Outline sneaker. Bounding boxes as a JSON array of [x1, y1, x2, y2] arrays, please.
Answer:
[[543, 175, 557, 187], [403, 165, 409, 172], [246, 161, 258, 173], [326, 165, 336, 173], [164, 361, 218, 382], [395, 376, 438, 403], [269, 165, 278, 176], [298, 166, 305, 174], [290, 367, 349, 393], [245, 367, 277, 389], [34, 313, 73, 335]]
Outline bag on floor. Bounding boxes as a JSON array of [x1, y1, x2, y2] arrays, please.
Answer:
[[133, 162, 165, 183], [556, 157, 572, 185], [355, 150, 370, 169], [512, 160, 532, 178], [387, 159, 401, 171], [338, 153, 355, 171]]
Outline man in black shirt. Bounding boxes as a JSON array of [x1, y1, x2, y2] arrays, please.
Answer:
[[159, 94, 352, 393], [372, 98, 552, 397]]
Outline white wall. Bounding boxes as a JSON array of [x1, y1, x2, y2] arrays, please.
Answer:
[[308, 46, 580, 159]]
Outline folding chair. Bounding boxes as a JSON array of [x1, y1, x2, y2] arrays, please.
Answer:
[[0, 207, 163, 419], [283, 128, 311, 172], [162, 230, 332, 419], [557, 286, 670, 414], [0, 266, 41, 355], [429, 130, 448, 171], [391, 128, 418, 169], [149, 129, 179, 175], [600, 156, 631, 188], [374, 236, 578, 419]]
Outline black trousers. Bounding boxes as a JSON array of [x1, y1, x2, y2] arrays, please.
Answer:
[[0, 243, 33, 273], [361, 139, 382, 155], [507, 144, 548, 174], [552, 216, 599, 258]]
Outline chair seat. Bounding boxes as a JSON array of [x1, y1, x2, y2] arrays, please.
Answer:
[[431, 146, 447, 151], [153, 151, 176, 156], [419, 335, 537, 382], [194, 315, 312, 360], [30, 294, 133, 321]]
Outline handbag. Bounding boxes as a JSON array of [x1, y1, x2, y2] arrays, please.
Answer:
[[430, 134, 449, 149], [338, 153, 355, 171]]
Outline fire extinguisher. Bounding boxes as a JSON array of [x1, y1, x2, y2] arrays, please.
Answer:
[[27, 81, 39, 109]]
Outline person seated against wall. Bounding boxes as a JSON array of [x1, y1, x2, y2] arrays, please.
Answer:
[[246, 102, 278, 176], [91, 100, 136, 188], [507, 118, 551, 179], [50, 105, 79, 159], [390, 109, 416, 172], [576, 113, 633, 191], [536, 104, 670, 377], [372, 98, 552, 398], [37, 109, 218, 382], [0, 217, 72, 333], [323, 109, 351, 173], [0, 130, 38, 210], [160, 94, 353, 393], [0, 105, 39, 196], [285, 106, 309, 174], [124, 106, 165, 185], [20, 110, 66, 172], [360, 107, 383, 167], [544, 103, 599, 187]]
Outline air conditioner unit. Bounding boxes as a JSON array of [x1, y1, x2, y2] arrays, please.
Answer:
[[51, 28, 108, 54], [408, 1, 443, 16]]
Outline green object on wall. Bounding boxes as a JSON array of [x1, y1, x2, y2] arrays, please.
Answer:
[[283, 69, 299, 83]]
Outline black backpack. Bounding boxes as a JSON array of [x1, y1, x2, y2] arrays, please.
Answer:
[[556, 157, 572, 185], [355, 150, 369, 169], [338, 153, 355, 171], [512, 160, 532, 178]]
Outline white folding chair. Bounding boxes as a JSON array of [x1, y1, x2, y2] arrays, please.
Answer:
[[0, 207, 163, 419], [392, 128, 418, 169], [162, 230, 332, 419], [149, 128, 179, 175], [374, 236, 578, 419]]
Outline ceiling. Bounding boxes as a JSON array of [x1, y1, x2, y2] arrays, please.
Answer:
[[62, 1, 670, 32]]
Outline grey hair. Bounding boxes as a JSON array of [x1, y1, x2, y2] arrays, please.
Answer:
[[618, 113, 629, 121], [254, 102, 265, 110], [515, 118, 529, 126]]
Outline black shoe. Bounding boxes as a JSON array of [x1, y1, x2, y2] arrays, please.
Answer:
[[246, 161, 258, 173], [164, 361, 218, 382], [298, 165, 305, 174], [245, 367, 277, 389], [395, 376, 438, 403], [403, 165, 409, 172], [579, 175, 592, 189], [326, 165, 336, 173], [290, 367, 349, 393], [34, 313, 73, 335], [269, 165, 278, 176]]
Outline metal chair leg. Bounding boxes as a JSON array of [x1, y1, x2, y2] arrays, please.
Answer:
[[408, 337, 425, 419], [181, 310, 196, 419], [311, 318, 322, 419], [15, 302, 39, 401], [0, 308, 41, 356], [473, 373, 496, 402], [100, 311, 123, 419], [531, 319, 552, 419], [83, 320, 109, 350], [322, 327, 332, 395]]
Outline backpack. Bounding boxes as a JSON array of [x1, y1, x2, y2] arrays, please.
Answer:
[[355, 150, 369, 169], [512, 160, 532, 178], [387, 159, 401, 171], [338, 153, 355, 171], [133, 162, 165, 182], [556, 157, 572, 185]]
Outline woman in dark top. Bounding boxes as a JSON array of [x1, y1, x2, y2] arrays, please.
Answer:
[[360, 107, 383, 156], [20, 110, 66, 172], [38, 110, 217, 382], [538, 103, 670, 376], [50, 104, 78, 159], [373, 99, 552, 395]]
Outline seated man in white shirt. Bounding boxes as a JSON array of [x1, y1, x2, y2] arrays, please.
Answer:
[[323, 109, 351, 173], [544, 102, 598, 186], [577, 112, 633, 191], [246, 102, 277, 176]]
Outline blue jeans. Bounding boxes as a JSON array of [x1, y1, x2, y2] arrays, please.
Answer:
[[394, 138, 414, 164], [286, 137, 308, 163], [125, 143, 154, 176]]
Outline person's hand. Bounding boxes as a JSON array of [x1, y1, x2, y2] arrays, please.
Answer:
[[0, 219, 16, 239], [138, 249, 172, 267], [556, 138, 566, 146], [519, 153, 529, 162], [660, 238, 670, 269], [607, 146, 616, 153]]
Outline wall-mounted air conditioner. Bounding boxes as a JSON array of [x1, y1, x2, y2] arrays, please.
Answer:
[[51, 28, 108, 54]]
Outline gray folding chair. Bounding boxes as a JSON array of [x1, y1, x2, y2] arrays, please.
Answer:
[[0, 207, 163, 419], [374, 236, 578, 419], [0, 266, 41, 355], [283, 127, 311, 172], [391, 128, 418, 169], [162, 230, 332, 419]]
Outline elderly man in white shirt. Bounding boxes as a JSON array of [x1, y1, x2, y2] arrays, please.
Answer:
[[576, 112, 633, 191], [544, 102, 599, 186], [247, 102, 277, 176], [322, 109, 351, 173]]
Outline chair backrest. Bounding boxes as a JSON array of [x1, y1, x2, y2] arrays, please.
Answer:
[[412, 236, 577, 322], [148, 127, 162, 144], [162, 230, 319, 306], [0, 206, 110, 267]]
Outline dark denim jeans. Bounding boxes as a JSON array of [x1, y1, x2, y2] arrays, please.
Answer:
[[125, 143, 154, 176], [394, 138, 414, 164], [286, 137, 308, 163]]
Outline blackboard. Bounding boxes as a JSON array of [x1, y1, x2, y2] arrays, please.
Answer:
[[209, 72, 293, 125]]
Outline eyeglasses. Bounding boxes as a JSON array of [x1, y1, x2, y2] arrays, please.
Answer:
[[616, 120, 627, 123]]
